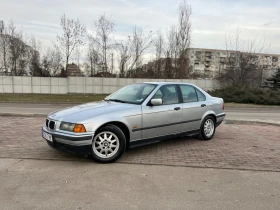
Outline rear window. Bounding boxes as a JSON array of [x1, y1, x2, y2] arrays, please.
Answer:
[[195, 88, 206, 101], [179, 85, 198, 103]]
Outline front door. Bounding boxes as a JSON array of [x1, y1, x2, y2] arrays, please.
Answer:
[[141, 85, 182, 139]]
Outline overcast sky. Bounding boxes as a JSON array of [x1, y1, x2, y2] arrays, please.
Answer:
[[1, 0, 280, 55]]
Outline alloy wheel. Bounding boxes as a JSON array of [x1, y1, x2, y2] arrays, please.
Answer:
[[92, 131, 120, 159], [204, 119, 214, 137]]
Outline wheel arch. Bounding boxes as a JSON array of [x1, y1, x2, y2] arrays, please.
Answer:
[[201, 111, 217, 125], [95, 121, 130, 149]]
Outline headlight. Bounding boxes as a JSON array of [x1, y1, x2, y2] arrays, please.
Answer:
[[60, 122, 75, 131], [60, 122, 86, 133]]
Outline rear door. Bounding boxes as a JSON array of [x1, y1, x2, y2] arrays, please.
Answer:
[[179, 85, 207, 132], [141, 84, 183, 139]]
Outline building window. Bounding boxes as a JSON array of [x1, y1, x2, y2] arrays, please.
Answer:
[[272, 57, 278, 62], [205, 51, 212, 57]]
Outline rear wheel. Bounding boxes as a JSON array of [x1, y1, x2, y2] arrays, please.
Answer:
[[198, 116, 216, 140], [91, 125, 126, 163]]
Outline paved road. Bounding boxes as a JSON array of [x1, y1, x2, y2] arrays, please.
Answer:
[[0, 102, 279, 124], [0, 103, 66, 115], [225, 107, 280, 124], [1, 158, 280, 210]]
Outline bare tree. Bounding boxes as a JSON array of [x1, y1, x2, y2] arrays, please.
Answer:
[[166, 26, 178, 62], [164, 26, 179, 78], [164, 51, 173, 79], [42, 43, 63, 76], [160, 1, 192, 79], [27, 35, 45, 76], [6, 20, 27, 76], [218, 29, 266, 87], [86, 43, 101, 76], [114, 27, 153, 78], [57, 14, 86, 75], [176, 0, 192, 78], [154, 31, 164, 78], [116, 38, 132, 77], [90, 14, 115, 74], [127, 26, 153, 76]]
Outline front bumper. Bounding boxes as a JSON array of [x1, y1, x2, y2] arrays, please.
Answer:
[[42, 126, 94, 155], [47, 141, 92, 155]]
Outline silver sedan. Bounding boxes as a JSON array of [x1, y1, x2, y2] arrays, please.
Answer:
[[42, 82, 226, 163]]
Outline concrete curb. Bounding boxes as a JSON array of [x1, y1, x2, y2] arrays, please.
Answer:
[[224, 103, 280, 109], [0, 101, 80, 105], [0, 113, 46, 118], [224, 119, 280, 126]]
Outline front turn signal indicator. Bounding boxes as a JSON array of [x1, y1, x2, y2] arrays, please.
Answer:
[[73, 124, 86, 133]]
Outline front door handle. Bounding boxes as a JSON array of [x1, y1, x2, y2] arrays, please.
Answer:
[[201, 104, 206, 107], [174, 107, 181, 111]]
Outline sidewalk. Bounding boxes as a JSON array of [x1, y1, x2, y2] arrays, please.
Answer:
[[1, 158, 279, 210]]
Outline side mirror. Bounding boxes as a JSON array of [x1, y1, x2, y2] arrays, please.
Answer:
[[150, 98, 162, 106]]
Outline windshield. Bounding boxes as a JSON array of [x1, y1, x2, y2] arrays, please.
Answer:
[[105, 83, 157, 104]]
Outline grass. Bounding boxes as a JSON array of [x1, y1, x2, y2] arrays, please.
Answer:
[[0, 93, 109, 103]]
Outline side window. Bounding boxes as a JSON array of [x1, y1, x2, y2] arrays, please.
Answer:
[[152, 85, 179, 105], [153, 89, 163, 99], [196, 88, 206, 101], [141, 85, 155, 98], [179, 85, 198, 103]]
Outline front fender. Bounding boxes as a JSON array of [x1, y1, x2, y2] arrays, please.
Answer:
[[83, 115, 131, 133]]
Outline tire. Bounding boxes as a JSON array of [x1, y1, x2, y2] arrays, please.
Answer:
[[197, 116, 216, 141], [91, 124, 126, 163]]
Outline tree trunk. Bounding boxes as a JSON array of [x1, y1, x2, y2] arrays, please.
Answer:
[[65, 56, 69, 74]]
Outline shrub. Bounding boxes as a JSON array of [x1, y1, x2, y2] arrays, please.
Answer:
[[207, 86, 280, 105]]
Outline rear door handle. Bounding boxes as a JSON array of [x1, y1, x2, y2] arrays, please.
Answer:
[[174, 107, 181, 111], [201, 104, 206, 107]]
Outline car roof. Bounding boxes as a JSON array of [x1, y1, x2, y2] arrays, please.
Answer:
[[140, 81, 194, 85]]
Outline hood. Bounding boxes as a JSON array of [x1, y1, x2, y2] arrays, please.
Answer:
[[48, 101, 137, 122]]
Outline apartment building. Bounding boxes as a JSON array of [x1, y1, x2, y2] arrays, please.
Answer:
[[189, 48, 280, 79]]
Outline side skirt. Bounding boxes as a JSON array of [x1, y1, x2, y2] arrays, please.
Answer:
[[129, 129, 200, 149]]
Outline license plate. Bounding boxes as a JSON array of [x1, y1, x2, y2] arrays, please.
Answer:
[[42, 131, 53, 142]]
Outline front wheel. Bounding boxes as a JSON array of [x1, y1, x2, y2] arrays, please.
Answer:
[[91, 125, 126, 163], [197, 116, 216, 140]]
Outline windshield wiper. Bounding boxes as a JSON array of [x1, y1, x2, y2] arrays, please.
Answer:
[[108, 99, 126, 103]]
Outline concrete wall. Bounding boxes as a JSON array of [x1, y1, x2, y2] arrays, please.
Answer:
[[0, 76, 221, 94]]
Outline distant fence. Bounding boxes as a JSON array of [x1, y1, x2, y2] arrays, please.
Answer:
[[0, 76, 221, 94]]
